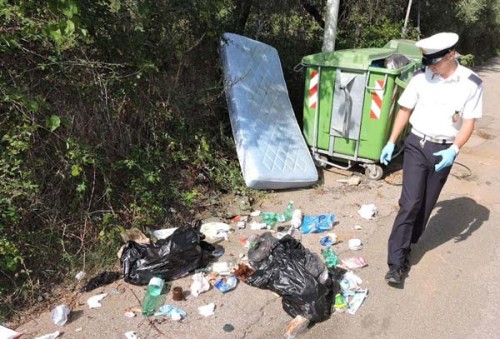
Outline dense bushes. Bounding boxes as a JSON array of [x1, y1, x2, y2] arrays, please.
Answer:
[[1, 0, 498, 322]]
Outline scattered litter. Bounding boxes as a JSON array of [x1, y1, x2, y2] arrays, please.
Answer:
[[200, 222, 231, 240], [300, 213, 335, 234], [346, 289, 369, 315], [75, 271, 86, 281], [154, 305, 187, 320], [124, 331, 140, 339], [214, 275, 238, 293], [336, 176, 361, 186], [333, 293, 348, 313], [236, 221, 246, 229], [319, 235, 334, 247], [81, 271, 120, 292], [340, 271, 363, 290], [250, 221, 267, 230], [75, 328, 83, 332], [284, 315, 310, 339], [354, 225, 363, 230], [341, 257, 367, 270], [152, 228, 178, 240], [87, 293, 108, 308], [250, 210, 261, 217], [121, 227, 150, 244], [190, 272, 210, 297], [232, 263, 255, 281], [232, 215, 249, 223], [172, 286, 184, 301], [51, 304, 70, 326], [290, 209, 303, 229], [124, 307, 142, 317], [223, 324, 235, 332], [246, 233, 333, 323], [211, 262, 231, 275], [321, 246, 339, 267], [34, 331, 61, 339], [198, 302, 216, 317], [358, 204, 377, 220], [121, 224, 216, 285], [0, 324, 22, 338], [348, 238, 363, 251]]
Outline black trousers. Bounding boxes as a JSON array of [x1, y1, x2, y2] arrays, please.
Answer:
[[387, 132, 453, 269]]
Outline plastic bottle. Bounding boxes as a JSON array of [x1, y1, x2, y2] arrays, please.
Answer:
[[260, 212, 284, 228], [142, 276, 165, 316], [290, 209, 302, 229], [321, 246, 338, 268], [283, 201, 294, 221]]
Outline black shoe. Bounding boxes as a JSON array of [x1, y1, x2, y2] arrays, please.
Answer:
[[385, 269, 403, 284], [402, 249, 411, 273]]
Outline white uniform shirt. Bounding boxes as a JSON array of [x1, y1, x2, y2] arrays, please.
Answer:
[[398, 62, 483, 139]]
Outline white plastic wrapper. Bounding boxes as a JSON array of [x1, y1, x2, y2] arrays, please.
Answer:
[[51, 304, 70, 326], [190, 272, 210, 297], [198, 302, 216, 317], [358, 204, 378, 220], [87, 293, 108, 308]]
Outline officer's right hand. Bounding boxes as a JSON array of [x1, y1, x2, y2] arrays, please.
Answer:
[[380, 142, 395, 165]]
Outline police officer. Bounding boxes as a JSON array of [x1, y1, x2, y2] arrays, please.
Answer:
[[380, 32, 483, 284]]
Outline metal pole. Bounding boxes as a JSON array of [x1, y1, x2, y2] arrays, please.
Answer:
[[402, 0, 413, 38], [322, 0, 341, 52]]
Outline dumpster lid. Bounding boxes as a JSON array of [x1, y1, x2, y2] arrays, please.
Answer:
[[384, 39, 422, 60], [301, 48, 395, 70]]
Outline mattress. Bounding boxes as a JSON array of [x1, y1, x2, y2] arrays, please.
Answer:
[[219, 33, 318, 189]]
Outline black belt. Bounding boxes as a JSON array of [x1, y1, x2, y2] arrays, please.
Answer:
[[411, 128, 454, 145]]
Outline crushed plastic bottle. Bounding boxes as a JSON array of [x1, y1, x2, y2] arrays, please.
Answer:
[[283, 201, 294, 221], [260, 212, 285, 228], [142, 277, 165, 316], [321, 246, 338, 267]]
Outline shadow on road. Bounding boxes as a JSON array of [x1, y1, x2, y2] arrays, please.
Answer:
[[411, 197, 490, 265]]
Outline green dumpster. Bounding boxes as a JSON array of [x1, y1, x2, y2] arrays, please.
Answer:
[[301, 48, 415, 180], [384, 39, 422, 68]]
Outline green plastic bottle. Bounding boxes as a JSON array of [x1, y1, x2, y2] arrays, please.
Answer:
[[142, 277, 165, 316], [283, 201, 294, 221], [321, 247, 338, 268]]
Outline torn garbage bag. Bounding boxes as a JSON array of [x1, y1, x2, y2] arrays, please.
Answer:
[[245, 232, 336, 322], [121, 223, 217, 285]]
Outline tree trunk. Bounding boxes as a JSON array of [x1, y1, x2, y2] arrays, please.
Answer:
[[234, 0, 253, 34]]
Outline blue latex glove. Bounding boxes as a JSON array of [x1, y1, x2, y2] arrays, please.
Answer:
[[380, 142, 395, 165], [433, 146, 458, 172]]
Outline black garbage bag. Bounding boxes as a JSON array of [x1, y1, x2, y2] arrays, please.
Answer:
[[121, 223, 216, 285], [246, 234, 334, 322], [81, 271, 121, 292]]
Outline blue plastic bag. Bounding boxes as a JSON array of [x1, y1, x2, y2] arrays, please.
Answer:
[[300, 213, 335, 234]]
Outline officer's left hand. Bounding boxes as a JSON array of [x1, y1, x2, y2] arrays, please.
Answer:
[[433, 147, 458, 172]]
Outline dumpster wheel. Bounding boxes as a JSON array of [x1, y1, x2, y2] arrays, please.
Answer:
[[364, 164, 384, 181]]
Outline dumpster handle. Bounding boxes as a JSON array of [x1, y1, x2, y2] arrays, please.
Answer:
[[293, 63, 305, 72], [365, 73, 388, 91]]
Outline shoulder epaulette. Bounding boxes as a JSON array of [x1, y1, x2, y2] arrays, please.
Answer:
[[468, 73, 482, 86]]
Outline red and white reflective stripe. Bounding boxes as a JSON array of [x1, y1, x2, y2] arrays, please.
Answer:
[[370, 80, 384, 120], [308, 70, 319, 109]]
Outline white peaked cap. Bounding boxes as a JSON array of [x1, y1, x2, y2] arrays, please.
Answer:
[[415, 32, 459, 56]]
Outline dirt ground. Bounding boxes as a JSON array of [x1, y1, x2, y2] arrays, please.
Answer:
[[9, 57, 500, 339]]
